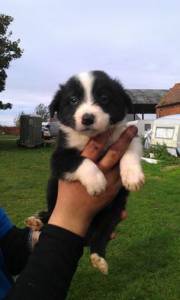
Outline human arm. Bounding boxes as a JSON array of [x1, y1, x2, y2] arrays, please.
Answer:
[[5, 125, 137, 300], [0, 208, 30, 276]]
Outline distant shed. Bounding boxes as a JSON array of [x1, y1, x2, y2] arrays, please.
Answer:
[[19, 115, 43, 148], [126, 89, 168, 119]]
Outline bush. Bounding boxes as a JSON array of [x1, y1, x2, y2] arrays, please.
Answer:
[[143, 143, 179, 164]]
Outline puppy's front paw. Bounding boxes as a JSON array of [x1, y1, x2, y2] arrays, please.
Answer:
[[72, 159, 107, 196], [85, 170, 107, 196], [121, 167, 145, 191], [90, 253, 108, 275]]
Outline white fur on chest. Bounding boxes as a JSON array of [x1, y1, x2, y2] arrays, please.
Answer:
[[108, 123, 126, 147], [60, 123, 90, 150], [60, 122, 127, 151]]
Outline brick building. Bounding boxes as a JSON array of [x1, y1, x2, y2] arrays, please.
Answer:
[[156, 83, 180, 117], [0, 126, 20, 135]]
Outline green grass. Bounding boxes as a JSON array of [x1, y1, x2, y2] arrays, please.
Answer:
[[0, 136, 52, 224], [0, 136, 180, 300]]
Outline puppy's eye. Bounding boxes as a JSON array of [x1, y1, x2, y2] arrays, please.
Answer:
[[100, 94, 109, 103], [69, 96, 79, 105]]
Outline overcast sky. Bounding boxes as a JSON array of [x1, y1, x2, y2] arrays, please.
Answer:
[[1, 0, 180, 125]]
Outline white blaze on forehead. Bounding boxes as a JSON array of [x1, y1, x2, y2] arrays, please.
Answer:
[[76, 72, 94, 103], [74, 71, 110, 133]]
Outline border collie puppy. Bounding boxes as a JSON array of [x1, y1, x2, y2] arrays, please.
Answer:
[[42, 71, 144, 274]]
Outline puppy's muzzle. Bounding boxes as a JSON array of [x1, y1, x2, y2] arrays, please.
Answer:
[[81, 113, 95, 126]]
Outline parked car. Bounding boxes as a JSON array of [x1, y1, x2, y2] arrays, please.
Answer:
[[42, 121, 59, 139], [42, 122, 51, 139]]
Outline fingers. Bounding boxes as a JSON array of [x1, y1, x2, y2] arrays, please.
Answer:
[[105, 165, 120, 184], [81, 128, 114, 162], [98, 126, 138, 171], [81, 126, 137, 167]]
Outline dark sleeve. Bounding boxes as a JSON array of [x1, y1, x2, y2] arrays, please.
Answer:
[[0, 226, 30, 275], [6, 224, 84, 300], [0, 208, 31, 275]]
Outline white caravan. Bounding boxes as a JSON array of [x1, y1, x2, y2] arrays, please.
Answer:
[[151, 114, 180, 156]]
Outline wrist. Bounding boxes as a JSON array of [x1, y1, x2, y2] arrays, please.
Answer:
[[48, 211, 91, 238]]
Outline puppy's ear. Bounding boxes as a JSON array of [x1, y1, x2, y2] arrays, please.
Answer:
[[113, 79, 133, 113], [49, 85, 64, 118], [123, 90, 133, 113]]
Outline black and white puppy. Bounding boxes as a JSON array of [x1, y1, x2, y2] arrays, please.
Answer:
[[45, 70, 144, 274]]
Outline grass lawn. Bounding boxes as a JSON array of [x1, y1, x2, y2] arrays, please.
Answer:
[[0, 136, 180, 300]]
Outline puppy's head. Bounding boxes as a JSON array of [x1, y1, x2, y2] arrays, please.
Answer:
[[50, 70, 131, 135]]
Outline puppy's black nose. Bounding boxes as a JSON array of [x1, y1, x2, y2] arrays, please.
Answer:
[[82, 113, 95, 126]]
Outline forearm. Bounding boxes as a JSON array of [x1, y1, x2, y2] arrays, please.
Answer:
[[6, 224, 84, 300], [0, 208, 30, 275], [1, 226, 30, 275]]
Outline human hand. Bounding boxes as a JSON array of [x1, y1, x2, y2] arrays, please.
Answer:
[[48, 126, 137, 237]]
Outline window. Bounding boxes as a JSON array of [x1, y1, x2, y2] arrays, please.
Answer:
[[145, 124, 151, 131], [155, 127, 174, 139]]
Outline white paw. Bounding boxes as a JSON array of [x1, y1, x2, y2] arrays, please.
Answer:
[[66, 159, 107, 196], [121, 167, 145, 191], [25, 216, 43, 231], [85, 170, 107, 196], [90, 253, 108, 275]]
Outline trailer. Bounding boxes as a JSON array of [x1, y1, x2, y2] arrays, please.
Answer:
[[19, 115, 43, 148], [151, 114, 180, 156]]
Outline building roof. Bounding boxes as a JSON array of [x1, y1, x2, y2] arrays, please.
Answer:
[[157, 84, 180, 107], [126, 89, 168, 104], [127, 114, 141, 121], [154, 114, 180, 125]]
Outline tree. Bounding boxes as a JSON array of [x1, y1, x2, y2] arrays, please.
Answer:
[[0, 100, 12, 109], [35, 103, 49, 121], [0, 14, 23, 108]]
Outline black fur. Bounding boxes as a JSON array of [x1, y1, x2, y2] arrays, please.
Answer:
[[49, 78, 84, 128], [41, 71, 132, 266], [92, 70, 132, 122], [85, 187, 129, 257]]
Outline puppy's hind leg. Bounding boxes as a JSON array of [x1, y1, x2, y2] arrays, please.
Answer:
[[47, 176, 59, 213], [90, 253, 109, 275], [26, 176, 59, 229], [88, 210, 117, 275], [88, 188, 128, 275], [25, 216, 43, 231], [90, 239, 109, 275], [38, 177, 59, 224]]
